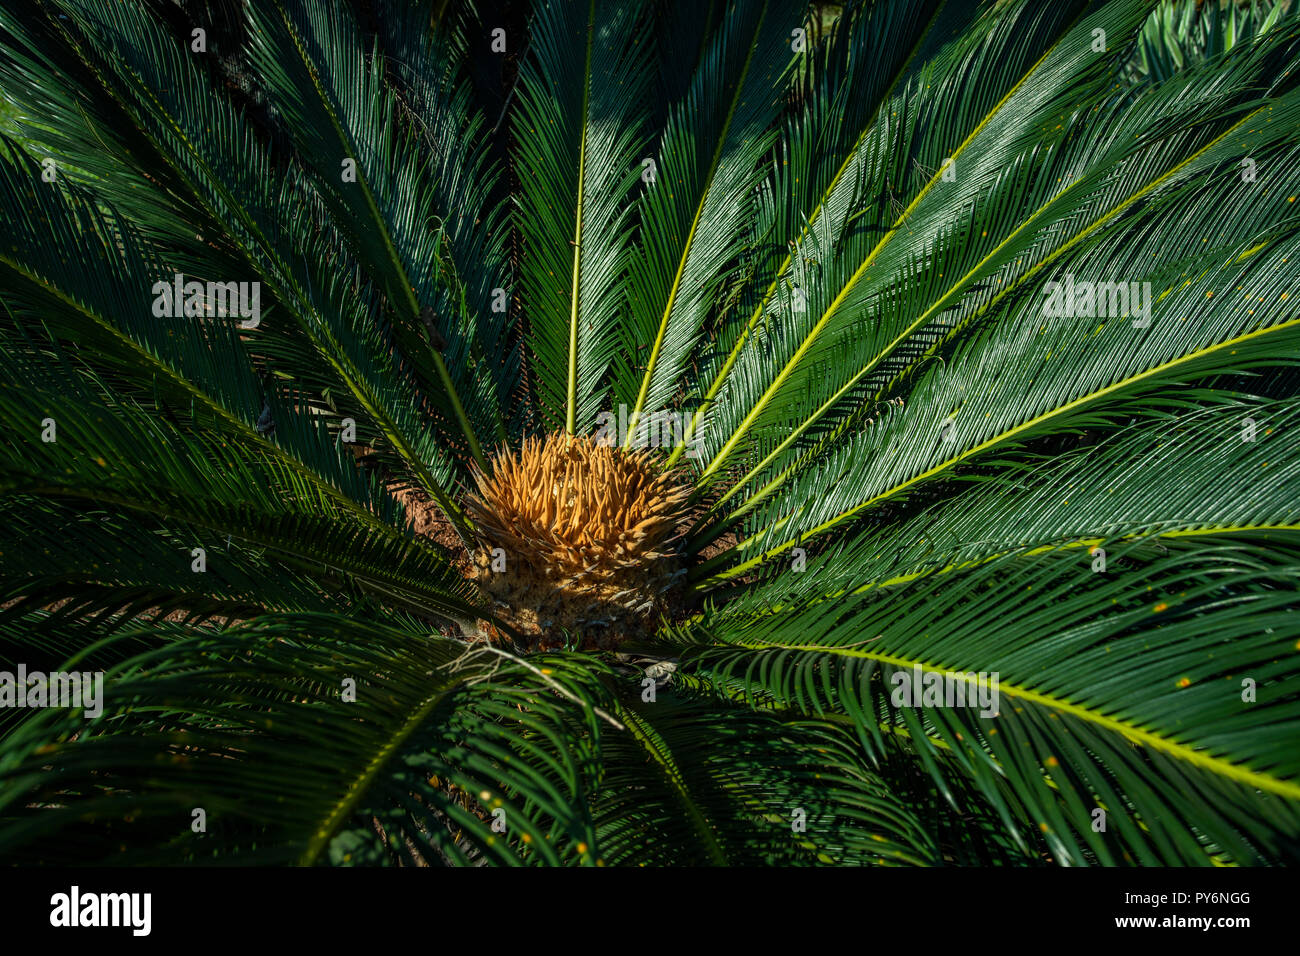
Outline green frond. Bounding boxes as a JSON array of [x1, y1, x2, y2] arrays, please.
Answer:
[[514, 0, 653, 433], [670, 539, 1300, 865], [3, 0, 1298, 868]]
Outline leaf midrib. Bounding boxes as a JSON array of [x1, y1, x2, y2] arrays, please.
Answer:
[[707, 104, 1269, 522], [619, 706, 729, 865], [740, 638, 1300, 801], [704, 315, 1300, 582], [299, 676, 462, 865], [667, 0, 952, 467], [698, 8, 1085, 481], [48, 10, 473, 542], [0, 255, 402, 543], [625, 0, 770, 445], [271, 0, 487, 469], [566, 0, 596, 435]]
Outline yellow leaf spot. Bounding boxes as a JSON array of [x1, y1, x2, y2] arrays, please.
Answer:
[[1177, 677, 1191, 688], [1154, 602, 1168, 612]]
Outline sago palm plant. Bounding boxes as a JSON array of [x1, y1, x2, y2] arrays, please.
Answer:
[[1, 0, 1299, 866]]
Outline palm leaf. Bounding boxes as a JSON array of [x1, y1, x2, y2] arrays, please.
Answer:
[[2, 0, 1297, 868]]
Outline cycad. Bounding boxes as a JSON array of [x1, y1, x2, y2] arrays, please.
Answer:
[[1, 0, 1298, 866]]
